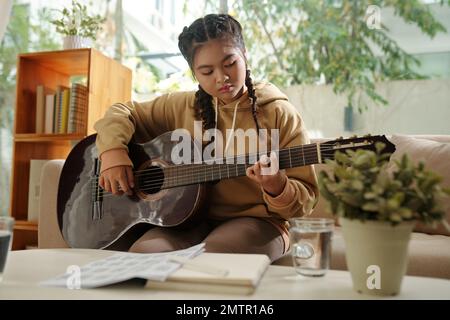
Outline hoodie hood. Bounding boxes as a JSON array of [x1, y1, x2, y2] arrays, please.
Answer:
[[211, 82, 289, 154], [254, 82, 289, 106]]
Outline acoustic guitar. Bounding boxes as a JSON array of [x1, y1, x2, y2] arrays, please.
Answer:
[[57, 133, 395, 249]]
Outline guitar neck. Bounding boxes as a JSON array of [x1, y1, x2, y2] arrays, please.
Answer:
[[160, 143, 322, 189]]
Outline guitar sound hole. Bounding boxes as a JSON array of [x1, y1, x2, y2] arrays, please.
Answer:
[[137, 165, 164, 195]]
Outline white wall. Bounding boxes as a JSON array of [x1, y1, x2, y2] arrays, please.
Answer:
[[414, 52, 450, 78], [283, 79, 450, 138]]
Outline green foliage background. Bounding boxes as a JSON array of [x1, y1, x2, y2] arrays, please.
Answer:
[[220, 0, 449, 111], [0, 3, 60, 216]]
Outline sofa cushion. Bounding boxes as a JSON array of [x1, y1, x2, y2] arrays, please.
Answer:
[[406, 232, 450, 279], [388, 135, 450, 236]]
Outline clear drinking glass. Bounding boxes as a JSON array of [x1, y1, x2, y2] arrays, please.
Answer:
[[0, 216, 14, 282], [289, 217, 334, 277]]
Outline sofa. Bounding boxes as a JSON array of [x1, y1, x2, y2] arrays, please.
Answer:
[[38, 134, 450, 279]]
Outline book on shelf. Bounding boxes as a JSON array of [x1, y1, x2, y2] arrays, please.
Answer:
[[44, 93, 55, 134], [27, 159, 51, 223], [68, 83, 88, 134], [35, 85, 54, 134], [145, 252, 270, 295], [55, 85, 69, 134], [60, 88, 71, 133]]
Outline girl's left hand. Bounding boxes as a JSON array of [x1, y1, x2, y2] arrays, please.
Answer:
[[246, 151, 287, 197]]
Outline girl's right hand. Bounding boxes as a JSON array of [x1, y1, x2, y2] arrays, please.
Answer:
[[99, 165, 135, 196]]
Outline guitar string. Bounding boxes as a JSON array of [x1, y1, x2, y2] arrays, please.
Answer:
[[90, 148, 340, 193], [92, 153, 338, 200], [90, 144, 339, 183], [94, 159, 326, 199], [91, 149, 340, 199], [89, 146, 338, 186], [88, 139, 386, 198], [89, 137, 382, 189]]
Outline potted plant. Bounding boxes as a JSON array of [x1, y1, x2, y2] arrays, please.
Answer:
[[50, 0, 106, 50], [318, 143, 450, 296]]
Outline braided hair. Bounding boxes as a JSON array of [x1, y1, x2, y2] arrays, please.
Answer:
[[178, 14, 260, 132]]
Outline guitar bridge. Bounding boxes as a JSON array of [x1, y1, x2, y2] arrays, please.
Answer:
[[92, 199, 103, 220]]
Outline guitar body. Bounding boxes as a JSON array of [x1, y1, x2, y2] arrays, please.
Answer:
[[57, 132, 206, 249]]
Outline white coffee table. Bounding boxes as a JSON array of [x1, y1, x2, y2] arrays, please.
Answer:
[[1, 249, 449, 300]]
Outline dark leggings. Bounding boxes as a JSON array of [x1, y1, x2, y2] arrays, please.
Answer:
[[128, 217, 285, 262]]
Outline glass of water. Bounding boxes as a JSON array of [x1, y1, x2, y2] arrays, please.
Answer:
[[0, 216, 14, 282], [289, 217, 334, 277]]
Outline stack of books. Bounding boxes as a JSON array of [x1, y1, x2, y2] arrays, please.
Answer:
[[35, 83, 88, 134], [146, 253, 270, 295]]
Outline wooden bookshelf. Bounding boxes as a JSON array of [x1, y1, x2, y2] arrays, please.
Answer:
[[10, 48, 132, 250]]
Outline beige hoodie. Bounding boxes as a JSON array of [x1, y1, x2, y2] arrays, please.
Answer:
[[94, 82, 318, 250]]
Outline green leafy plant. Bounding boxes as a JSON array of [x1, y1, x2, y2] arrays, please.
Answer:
[[50, 0, 105, 40], [318, 143, 450, 226]]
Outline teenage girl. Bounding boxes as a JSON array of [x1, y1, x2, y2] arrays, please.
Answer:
[[94, 14, 318, 262]]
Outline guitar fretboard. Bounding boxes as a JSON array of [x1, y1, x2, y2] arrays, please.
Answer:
[[159, 143, 321, 189]]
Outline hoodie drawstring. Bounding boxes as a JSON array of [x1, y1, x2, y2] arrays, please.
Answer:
[[214, 98, 240, 158]]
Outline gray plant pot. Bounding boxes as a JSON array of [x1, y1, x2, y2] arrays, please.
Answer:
[[340, 217, 415, 296]]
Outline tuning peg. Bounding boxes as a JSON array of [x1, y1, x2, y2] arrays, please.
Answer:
[[338, 136, 344, 140], [364, 133, 372, 137], [350, 135, 358, 139]]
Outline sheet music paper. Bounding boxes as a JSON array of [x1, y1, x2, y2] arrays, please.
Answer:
[[39, 243, 205, 288]]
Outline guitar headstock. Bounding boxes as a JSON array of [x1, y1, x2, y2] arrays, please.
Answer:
[[320, 134, 396, 162]]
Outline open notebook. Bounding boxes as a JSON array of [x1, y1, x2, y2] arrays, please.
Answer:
[[145, 253, 270, 295]]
